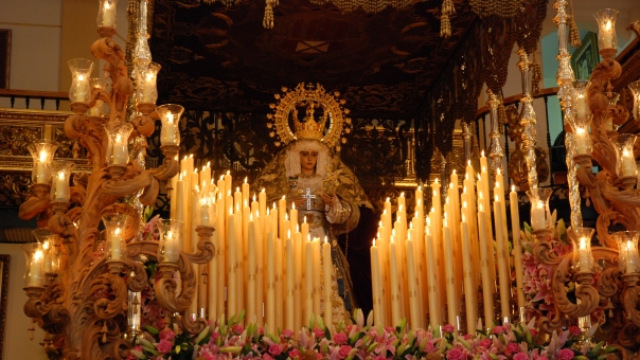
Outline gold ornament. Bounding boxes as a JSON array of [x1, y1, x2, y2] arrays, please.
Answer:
[[269, 83, 351, 149]]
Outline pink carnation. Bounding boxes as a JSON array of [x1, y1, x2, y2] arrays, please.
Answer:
[[157, 339, 173, 353], [556, 348, 574, 360], [159, 327, 175, 341], [568, 326, 582, 336], [338, 345, 352, 359], [288, 348, 300, 358], [231, 324, 244, 334], [268, 344, 283, 356], [442, 324, 455, 333], [313, 327, 325, 339], [425, 339, 437, 353], [447, 347, 466, 360], [506, 342, 520, 355], [281, 329, 294, 339], [333, 332, 348, 344], [514, 352, 530, 360], [492, 326, 505, 335], [477, 339, 492, 349]]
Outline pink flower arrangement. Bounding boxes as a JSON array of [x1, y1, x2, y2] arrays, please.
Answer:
[[127, 312, 616, 360], [520, 218, 610, 328]]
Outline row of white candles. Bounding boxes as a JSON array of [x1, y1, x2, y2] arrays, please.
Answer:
[[370, 153, 525, 334], [169, 157, 337, 332]]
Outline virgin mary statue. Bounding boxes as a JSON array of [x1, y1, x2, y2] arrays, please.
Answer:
[[252, 85, 374, 320]]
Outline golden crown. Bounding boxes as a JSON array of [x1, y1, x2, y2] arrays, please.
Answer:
[[269, 83, 351, 149], [293, 102, 326, 140]]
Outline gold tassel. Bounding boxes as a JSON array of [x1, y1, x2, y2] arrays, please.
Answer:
[[263, 0, 274, 29], [441, 14, 451, 38], [442, 0, 455, 15], [440, 0, 454, 38], [569, 15, 581, 48], [568, 0, 581, 48]]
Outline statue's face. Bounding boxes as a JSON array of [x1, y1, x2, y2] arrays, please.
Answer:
[[300, 150, 318, 172]]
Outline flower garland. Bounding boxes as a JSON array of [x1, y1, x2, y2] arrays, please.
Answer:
[[126, 311, 617, 360]]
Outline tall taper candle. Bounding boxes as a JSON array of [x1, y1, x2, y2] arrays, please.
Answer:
[[370, 239, 382, 326], [285, 230, 295, 330], [477, 203, 495, 327], [443, 216, 458, 328], [494, 195, 510, 322], [266, 232, 275, 334], [510, 185, 525, 312], [460, 213, 477, 334]]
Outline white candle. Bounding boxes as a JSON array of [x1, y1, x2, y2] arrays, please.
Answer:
[[266, 232, 275, 334], [602, 19, 614, 49], [304, 237, 314, 324], [101, 0, 116, 28], [141, 70, 157, 103], [389, 237, 401, 326], [259, 188, 267, 219], [227, 210, 237, 317], [247, 217, 257, 325], [574, 93, 588, 120], [442, 216, 458, 328], [313, 237, 321, 319], [200, 162, 211, 192], [240, 177, 248, 201], [160, 113, 177, 145], [72, 75, 91, 104], [162, 227, 179, 263], [530, 199, 546, 231], [29, 247, 44, 286], [285, 231, 295, 330], [622, 240, 640, 273], [578, 237, 592, 272], [42, 240, 52, 274], [274, 237, 283, 330], [406, 237, 422, 330], [199, 195, 210, 227], [425, 221, 441, 328], [494, 196, 510, 322], [460, 214, 477, 334], [110, 227, 123, 260], [35, 149, 51, 183], [621, 148, 637, 177], [574, 127, 590, 154], [477, 203, 495, 326], [112, 133, 128, 165], [369, 239, 381, 327], [53, 170, 70, 202], [510, 186, 525, 310]]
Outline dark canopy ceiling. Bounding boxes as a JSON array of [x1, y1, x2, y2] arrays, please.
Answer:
[[150, 0, 478, 119]]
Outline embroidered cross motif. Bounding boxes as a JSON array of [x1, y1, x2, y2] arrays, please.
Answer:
[[301, 188, 316, 210]]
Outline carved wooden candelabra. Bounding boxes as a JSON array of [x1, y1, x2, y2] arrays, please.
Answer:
[[533, 3, 640, 353], [18, 1, 213, 358]]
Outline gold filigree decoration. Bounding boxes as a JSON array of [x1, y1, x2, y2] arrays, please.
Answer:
[[267, 83, 352, 150]]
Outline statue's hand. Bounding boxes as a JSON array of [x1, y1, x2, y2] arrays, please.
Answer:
[[293, 197, 305, 209], [319, 192, 337, 207]]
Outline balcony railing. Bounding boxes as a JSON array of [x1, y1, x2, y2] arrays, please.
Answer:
[[0, 89, 70, 110]]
